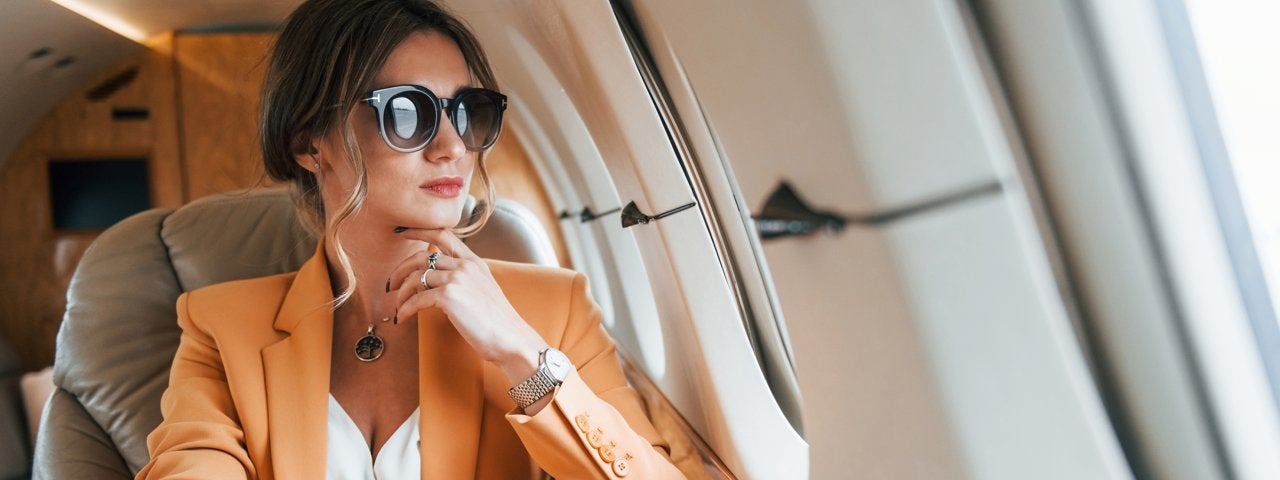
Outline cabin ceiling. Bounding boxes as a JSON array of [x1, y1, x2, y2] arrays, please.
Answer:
[[0, 0, 300, 171], [51, 0, 301, 38]]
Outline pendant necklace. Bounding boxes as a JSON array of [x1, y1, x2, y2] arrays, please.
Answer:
[[354, 315, 392, 362]]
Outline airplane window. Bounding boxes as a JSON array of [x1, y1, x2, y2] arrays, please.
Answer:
[[1183, 0, 1280, 315], [483, 30, 672, 383]]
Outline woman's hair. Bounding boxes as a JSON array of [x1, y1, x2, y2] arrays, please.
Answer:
[[261, 0, 498, 306]]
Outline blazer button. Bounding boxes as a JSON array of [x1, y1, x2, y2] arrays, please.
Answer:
[[598, 441, 617, 463], [575, 414, 591, 433], [612, 458, 630, 477], [587, 428, 605, 448]]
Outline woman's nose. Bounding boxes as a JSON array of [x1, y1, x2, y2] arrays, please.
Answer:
[[424, 110, 466, 162]]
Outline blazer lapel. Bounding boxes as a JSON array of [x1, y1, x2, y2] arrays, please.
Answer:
[[262, 246, 333, 480], [418, 306, 485, 479]]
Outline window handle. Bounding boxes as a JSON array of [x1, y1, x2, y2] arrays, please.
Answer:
[[558, 206, 622, 223], [620, 200, 697, 228], [753, 180, 1003, 240], [579, 206, 621, 223], [753, 181, 847, 240]]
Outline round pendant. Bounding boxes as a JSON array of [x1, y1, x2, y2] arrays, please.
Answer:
[[355, 325, 384, 362]]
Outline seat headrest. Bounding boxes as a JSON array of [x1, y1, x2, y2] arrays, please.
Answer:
[[163, 188, 318, 292]]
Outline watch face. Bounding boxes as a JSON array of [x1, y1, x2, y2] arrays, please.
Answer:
[[544, 348, 573, 381]]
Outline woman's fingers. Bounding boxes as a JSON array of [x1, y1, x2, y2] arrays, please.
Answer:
[[394, 268, 456, 305], [395, 228, 479, 260], [387, 228, 496, 327], [395, 288, 442, 324], [387, 250, 429, 291], [387, 251, 461, 292]]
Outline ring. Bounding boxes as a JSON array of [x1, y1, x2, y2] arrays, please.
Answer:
[[420, 268, 431, 290], [427, 251, 440, 270]]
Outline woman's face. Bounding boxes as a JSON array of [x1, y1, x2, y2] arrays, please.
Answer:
[[314, 30, 477, 233]]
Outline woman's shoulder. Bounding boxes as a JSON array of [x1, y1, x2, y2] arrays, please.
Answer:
[[185, 271, 298, 303], [179, 272, 299, 329]]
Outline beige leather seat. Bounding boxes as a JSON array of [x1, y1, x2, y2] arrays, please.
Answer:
[[31, 187, 558, 479], [0, 338, 31, 479]]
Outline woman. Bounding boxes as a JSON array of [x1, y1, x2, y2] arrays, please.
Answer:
[[137, 0, 685, 478]]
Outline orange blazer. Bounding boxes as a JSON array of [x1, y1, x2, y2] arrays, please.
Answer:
[[137, 245, 685, 479]]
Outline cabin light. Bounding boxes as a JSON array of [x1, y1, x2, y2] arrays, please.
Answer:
[[47, 0, 149, 43]]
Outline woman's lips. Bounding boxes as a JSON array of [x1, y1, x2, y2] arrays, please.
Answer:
[[422, 177, 464, 198]]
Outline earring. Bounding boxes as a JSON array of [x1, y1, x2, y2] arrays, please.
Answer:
[[314, 160, 321, 170]]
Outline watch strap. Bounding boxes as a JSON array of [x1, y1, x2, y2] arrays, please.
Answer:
[[509, 366, 560, 410]]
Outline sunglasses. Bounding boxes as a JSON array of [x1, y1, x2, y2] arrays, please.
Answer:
[[363, 85, 507, 153]]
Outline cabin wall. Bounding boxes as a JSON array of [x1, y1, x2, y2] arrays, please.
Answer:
[[175, 33, 276, 199], [0, 31, 565, 372], [0, 34, 183, 372]]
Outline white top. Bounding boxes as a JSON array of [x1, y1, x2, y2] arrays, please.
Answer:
[[326, 394, 421, 480]]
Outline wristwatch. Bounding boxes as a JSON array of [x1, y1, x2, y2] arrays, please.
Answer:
[[508, 347, 573, 410]]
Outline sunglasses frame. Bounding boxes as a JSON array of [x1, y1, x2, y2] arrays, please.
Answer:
[[362, 84, 508, 153]]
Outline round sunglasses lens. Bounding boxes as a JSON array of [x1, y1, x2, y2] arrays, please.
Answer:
[[384, 91, 435, 149], [456, 92, 502, 150]]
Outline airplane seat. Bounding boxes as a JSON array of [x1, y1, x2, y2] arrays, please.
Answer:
[[0, 337, 31, 479], [30, 186, 560, 479]]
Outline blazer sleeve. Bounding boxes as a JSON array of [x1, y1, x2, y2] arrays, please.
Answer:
[[506, 272, 686, 479], [135, 293, 255, 480]]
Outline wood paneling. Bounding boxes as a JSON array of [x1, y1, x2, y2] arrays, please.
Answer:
[[0, 38, 182, 371], [175, 33, 276, 201], [145, 33, 186, 210]]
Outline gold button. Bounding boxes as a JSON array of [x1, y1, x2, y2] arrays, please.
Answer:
[[587, 428, 605, 448], [612, 458, 630, 477], [598, 441, 617, 463], [575, 414, 590, 433]]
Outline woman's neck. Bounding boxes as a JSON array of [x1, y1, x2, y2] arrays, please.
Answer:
[[323, 227, 423, 326]]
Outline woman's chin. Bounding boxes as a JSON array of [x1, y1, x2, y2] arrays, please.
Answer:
[[399, 212, 465, 230]]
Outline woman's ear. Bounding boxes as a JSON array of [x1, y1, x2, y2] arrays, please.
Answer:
[[291, 135, 322, 173], [292, 149, 321, 174]]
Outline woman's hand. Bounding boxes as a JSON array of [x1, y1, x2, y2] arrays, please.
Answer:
[[388, 228, 549, 387]]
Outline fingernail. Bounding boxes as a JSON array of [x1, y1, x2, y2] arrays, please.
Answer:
[[393, 226, 408, 233], [385, 277, 390, 293]]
